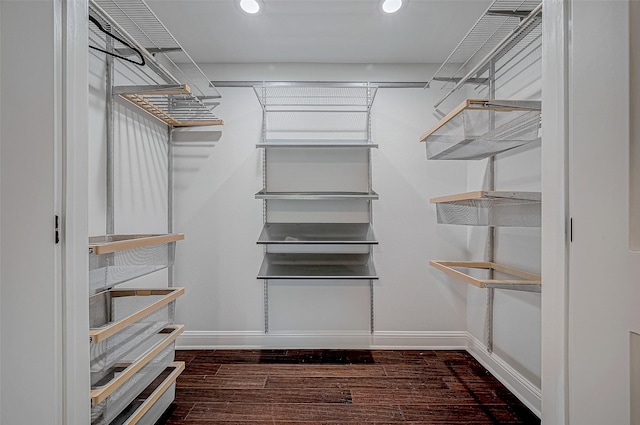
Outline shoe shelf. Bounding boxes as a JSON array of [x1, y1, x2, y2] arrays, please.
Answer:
[[90, 325, 183, 425], [108, 362, 185, 425], [429, 260, 541, 293]]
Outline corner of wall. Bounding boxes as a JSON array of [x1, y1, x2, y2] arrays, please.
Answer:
[[466, 333, 542, 418]]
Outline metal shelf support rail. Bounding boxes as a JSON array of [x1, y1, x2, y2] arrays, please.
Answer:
[[427, 1, 542, 109]]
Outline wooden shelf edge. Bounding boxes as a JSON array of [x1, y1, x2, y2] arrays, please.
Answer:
[[90, 325, 184, 406], [89, 233, 184, 255], [121, 362, 185, 425], [419, 98, 541, 142], [90, 287, 185, 344], [429, 260, 541, 288], [429, 191, 541, 204]]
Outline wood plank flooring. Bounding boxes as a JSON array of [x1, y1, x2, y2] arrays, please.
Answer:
[[158, 350, 540, 424]]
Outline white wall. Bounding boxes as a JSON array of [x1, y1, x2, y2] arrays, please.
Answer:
[[88, 50, 170, 289], [172, 64, 470, 348]]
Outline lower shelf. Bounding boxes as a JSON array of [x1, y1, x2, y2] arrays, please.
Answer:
[[429, 260, 541, 292], [109, 362, 185, 425], [258, 253, 378, 279], [91, 325, 183, 425]]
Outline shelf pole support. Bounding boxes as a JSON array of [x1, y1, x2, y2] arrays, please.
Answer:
[[168, 128, 175, 287], [264, 280, 269, 334], [485, 59, 496, 354], [106, 30, 115, 236]]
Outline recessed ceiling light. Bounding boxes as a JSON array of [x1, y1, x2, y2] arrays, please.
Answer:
[[382, 0, 403, 14], [240, 0, 260, 14]]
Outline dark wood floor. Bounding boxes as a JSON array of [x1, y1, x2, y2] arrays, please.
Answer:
[[159, 349, 540, 424]]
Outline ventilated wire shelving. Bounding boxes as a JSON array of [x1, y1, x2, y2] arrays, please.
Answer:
[[89, 0, 223, 126], [253, 82, 378, 112], [420, 99, 541, 160], [426, 0, 542, 108], [430, 191, 541, 227]]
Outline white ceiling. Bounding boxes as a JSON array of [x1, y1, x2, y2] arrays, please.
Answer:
[[145, 0, 492, 64]]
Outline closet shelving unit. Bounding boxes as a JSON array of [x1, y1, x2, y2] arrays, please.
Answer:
[[90, 0, 223, 127], [423, 0, 543, 349], [88, 0, 222, 422], [254, 82, 379, 333]]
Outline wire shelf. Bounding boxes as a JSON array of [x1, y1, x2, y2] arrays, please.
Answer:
[[89, 0, 223, 127], [427, 0, 542, 107], [253, 83, 378, 112], [89, 234, 183, 292], [420, 99, 541, 160], [430, 191, 541, 227]]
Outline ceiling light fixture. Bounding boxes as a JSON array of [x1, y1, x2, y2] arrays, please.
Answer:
[[240, 0, 260, 14], [382, 0, 403, 14]]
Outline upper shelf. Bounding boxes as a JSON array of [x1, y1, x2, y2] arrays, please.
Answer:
[[253, 82, 378, 112], [115, 84, 223, 127], [89, 0, 223, 127], [256, 190, 379, 201], [430, 191, 541, 227], [257, 139, 378, 149], [257, 223, 377, 245], [427, 0, 542, 108], [430, 260, 541, 293], [420, 99, 541, 160]]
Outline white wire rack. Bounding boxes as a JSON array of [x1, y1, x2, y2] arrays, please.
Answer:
[[253, 83, 378, 112], [427, 0, 542, 108], [89, 0, 223, 126]]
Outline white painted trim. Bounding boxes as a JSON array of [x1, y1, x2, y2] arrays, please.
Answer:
[[541, 0, 570, 424], [177, 330, 468, 350], [371, 331, 468, 349], [61, 0, 90, 424], [467, 334, 541, 418]]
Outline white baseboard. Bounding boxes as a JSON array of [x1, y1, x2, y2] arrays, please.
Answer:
[[176, 330, 540, 418], [466, 334, 542, 418], [177, 330, 468, 350]]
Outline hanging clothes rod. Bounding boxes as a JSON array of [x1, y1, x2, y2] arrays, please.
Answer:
[[432, 3, 543, 108], [211, 81, 428, 88]]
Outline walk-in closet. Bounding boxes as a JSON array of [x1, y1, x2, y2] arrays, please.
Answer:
[[0, 1, 638, 424]]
